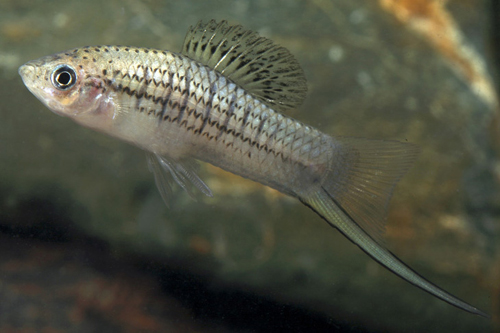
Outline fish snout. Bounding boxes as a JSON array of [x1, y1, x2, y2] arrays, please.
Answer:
[[18, 63, 36, 83]]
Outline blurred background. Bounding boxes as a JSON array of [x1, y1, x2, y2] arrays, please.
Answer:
[[0, 0, 498, 331]]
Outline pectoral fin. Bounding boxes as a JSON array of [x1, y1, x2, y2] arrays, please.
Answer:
[[146, 152, 212, 206]]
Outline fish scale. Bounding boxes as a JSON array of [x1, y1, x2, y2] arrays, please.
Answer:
[[18, 20, 488, 317], [95, 46, 327, 195]]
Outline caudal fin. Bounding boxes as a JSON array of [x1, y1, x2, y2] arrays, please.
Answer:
[[301, 137, 488, 317]]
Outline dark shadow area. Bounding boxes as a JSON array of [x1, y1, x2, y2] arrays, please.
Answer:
[[0, 185, 374, 332], [138, 262, 367, 333], [0, 184, 82, 242]]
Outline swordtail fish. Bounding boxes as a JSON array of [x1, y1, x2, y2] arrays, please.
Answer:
[[18, 20, 488, 317]]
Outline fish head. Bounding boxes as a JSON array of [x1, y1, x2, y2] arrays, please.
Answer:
[[19, 49, 117, 130]]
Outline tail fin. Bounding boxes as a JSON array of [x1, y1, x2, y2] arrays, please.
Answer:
[[301, 137, 488, 317]]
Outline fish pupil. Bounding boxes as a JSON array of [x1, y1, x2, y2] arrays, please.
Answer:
[[51, 65, 77, 90], [57, 72, 71, 85]]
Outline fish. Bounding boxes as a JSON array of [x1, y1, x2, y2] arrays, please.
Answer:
[[18, 19, 488, 317]]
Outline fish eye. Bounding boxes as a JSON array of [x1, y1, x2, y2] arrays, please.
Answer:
[[51, 65, 77, 90]]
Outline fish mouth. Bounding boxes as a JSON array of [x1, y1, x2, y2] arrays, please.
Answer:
[[18, 63, 33, 77], [18, 63, 36, 89], [18, 63, 64, 117]]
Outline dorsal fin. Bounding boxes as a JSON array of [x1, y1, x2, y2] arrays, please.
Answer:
[[181, 20, 307, 112]]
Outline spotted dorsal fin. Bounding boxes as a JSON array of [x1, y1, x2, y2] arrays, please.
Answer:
[[181, 20, 307, 112]]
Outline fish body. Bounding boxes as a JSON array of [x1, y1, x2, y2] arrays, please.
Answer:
[[20, 45, 329, 197], [19, 20, 488, 317]]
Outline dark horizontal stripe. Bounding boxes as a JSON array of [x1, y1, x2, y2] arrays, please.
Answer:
[[107, 69, 300, 163]]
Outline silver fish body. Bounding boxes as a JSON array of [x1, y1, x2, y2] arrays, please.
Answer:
[[108, 49, 332, 196], [18, 20, 488, 317], [21, 46, 335, 197]]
